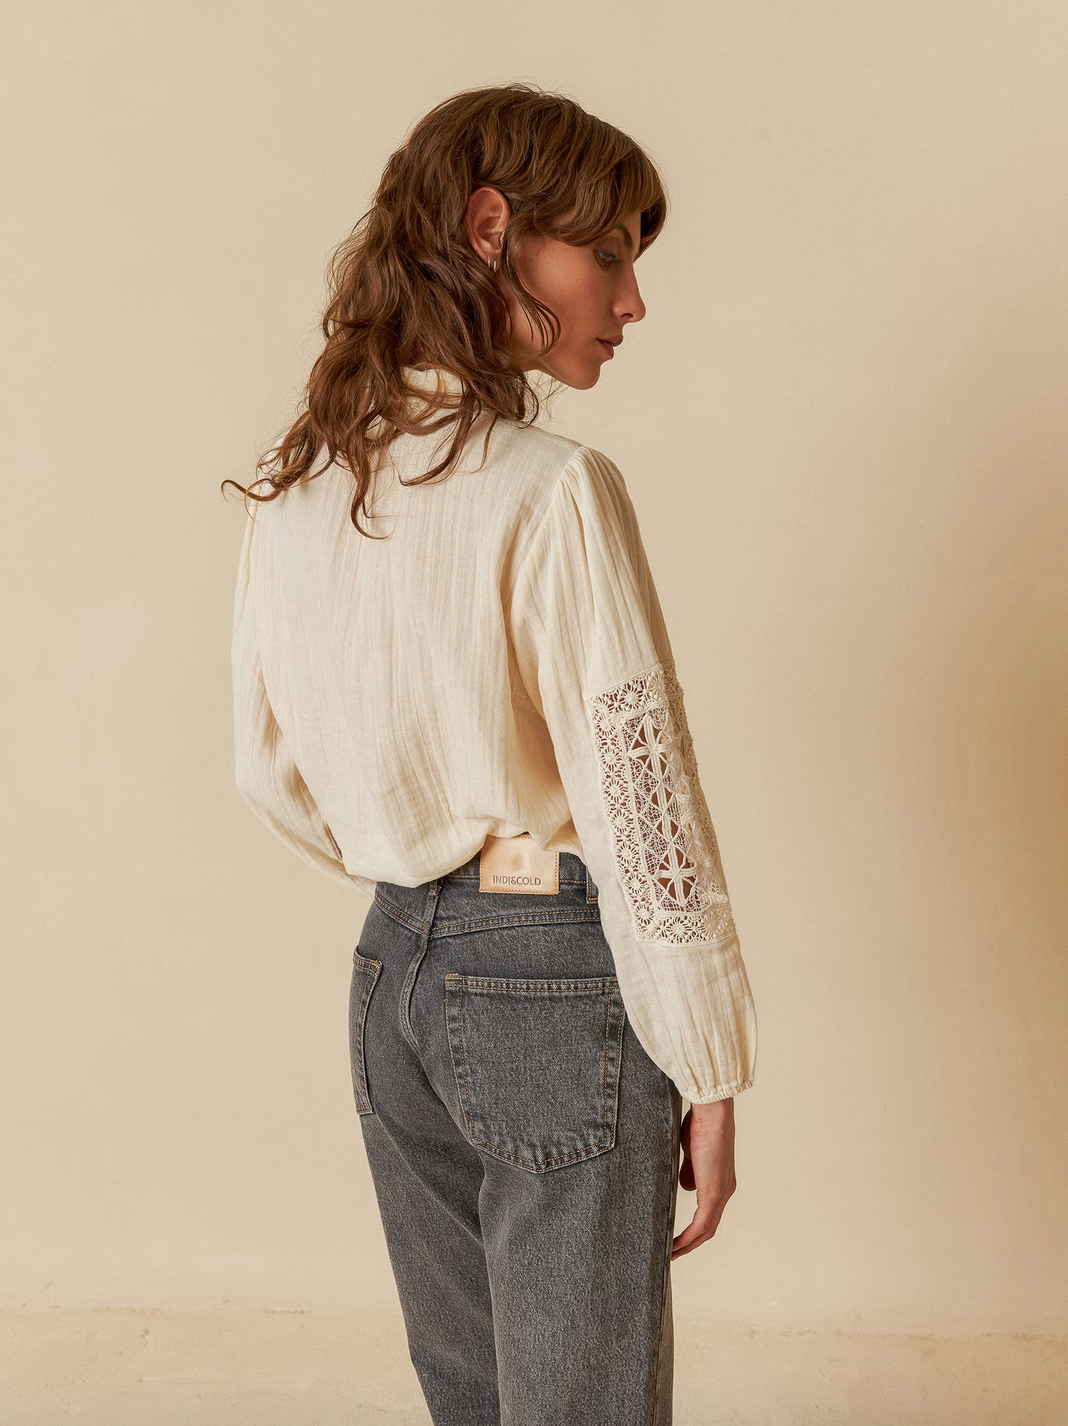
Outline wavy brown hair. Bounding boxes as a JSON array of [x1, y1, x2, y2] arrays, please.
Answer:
[[221, 83, 668, 536]]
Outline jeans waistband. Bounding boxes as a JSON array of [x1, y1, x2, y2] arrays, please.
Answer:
[[373, 839, 600, 939]]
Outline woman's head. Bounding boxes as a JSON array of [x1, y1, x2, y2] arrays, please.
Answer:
[[464, 187, 647, 389], [225, 83, 667, 533]]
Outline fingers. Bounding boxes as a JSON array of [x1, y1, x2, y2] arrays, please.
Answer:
[[670, 1195, 727, 1259], [672, 1102, 737, 1258]]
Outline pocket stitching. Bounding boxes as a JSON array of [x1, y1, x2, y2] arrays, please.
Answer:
[[350, 955, 381, 1115], [446, 974, 618, 993]]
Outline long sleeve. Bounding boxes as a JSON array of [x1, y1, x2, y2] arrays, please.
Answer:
[[510, 447, 757, 1103], [231, 510, 374, 897]]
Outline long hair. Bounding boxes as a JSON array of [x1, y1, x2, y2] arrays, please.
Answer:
[[221, 83, 668, 536]]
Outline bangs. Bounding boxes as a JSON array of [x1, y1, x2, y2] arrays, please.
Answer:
[[547, 142, 667, 255]]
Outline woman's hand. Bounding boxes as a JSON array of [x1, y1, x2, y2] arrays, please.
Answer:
[[671, 1097, 737, 1260]]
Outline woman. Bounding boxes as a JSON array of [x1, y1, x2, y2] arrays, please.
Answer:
[[226, 83, 757, 1426]]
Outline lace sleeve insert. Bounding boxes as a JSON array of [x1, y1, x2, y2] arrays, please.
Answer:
[[586, 660, 737, 947]]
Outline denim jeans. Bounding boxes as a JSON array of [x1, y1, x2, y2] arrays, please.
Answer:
[[348, 846, 684, 1426]]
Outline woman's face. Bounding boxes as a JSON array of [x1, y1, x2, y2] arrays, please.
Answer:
[[465, 191, 647, 389]]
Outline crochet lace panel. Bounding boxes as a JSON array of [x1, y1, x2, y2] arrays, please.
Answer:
[[587, 660, 736, 946]]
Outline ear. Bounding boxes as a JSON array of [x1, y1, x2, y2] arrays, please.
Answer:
[[465, 186, 510, 267]]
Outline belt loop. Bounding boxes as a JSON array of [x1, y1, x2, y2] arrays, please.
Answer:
[[586, 867, 599, 903]]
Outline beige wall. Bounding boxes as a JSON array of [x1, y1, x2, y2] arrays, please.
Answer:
[[3, 0, 1066, 1346]]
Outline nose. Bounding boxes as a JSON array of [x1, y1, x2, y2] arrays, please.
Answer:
[[616, 271, 647, 326]]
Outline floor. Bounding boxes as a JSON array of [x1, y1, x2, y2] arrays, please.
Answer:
[[1, 1307, 1066, 1424]]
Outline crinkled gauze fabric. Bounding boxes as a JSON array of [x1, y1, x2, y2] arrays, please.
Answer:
[[231, 365, 757, 1104]]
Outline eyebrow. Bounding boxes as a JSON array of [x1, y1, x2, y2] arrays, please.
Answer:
[[611, 224, 636, 254]]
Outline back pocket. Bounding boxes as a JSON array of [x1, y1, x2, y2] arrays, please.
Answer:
[[444, 973, 626, 1172], [349, 950, 381, 1115]]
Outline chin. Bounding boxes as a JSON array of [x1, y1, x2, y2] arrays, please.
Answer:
[[555, 363, 602, 391], [532, 352, 603, 390]]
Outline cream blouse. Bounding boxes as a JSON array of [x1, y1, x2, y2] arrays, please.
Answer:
[[231, 366, 757, 1103]]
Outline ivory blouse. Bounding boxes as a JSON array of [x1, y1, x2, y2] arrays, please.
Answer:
[[231, 365, 757, 1103]]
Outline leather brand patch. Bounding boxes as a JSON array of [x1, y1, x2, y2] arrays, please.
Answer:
[[479, 834, 560, 895]]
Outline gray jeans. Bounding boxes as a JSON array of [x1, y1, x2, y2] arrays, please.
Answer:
[[349, 847, 683, 1426]]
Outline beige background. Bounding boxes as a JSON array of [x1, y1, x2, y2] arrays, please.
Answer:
[[3, 0, 1067, 1419]]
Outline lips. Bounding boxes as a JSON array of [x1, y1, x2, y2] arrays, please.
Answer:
[[597, 338, 619, 357]]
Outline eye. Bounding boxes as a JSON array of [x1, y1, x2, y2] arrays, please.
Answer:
[[595, 248, 621, 268]]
